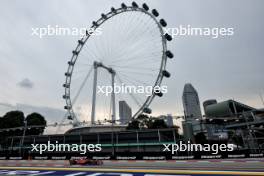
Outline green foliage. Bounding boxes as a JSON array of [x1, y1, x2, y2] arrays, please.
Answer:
[[148, 119, 168, 129], [26, 113, 47, 135], [0, 111, 25, 129], [137, 114, 149, 120], [127, 114, 168, 130], [0, 111, 47, 143], [126, 120, 140, 130]]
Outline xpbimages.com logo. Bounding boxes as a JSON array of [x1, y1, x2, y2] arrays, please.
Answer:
[[97, 83, 168, 96], [163, 141, 234, 155], [31, 141, 101, 154], [164, 25, 234, 39], [31, 25, 102, 38]]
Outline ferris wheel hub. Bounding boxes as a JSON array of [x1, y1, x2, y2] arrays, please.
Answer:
[[93, 61, 116, 75]]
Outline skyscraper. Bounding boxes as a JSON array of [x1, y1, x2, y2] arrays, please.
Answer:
[[165, 114, 174, 127], [158, 114, 174, 127], [182, 83, 203, 134], [119, 101, 132, 125]]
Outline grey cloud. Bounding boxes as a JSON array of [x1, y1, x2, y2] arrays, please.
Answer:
[[17, 78, 34, 89]]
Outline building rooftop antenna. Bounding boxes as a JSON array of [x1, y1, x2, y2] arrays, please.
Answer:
[[259, 92, 264, 106]]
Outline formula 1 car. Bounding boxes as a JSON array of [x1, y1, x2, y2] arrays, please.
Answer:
[[69, 157, 103, 165]]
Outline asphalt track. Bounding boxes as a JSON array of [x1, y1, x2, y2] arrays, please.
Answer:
[[1, 160, 264, 176], [92, 160, 264, 171], [0, 166, 264, 176]]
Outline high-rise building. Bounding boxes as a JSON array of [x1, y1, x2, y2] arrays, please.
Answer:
[[119, 101, 132, 125], [158, 114, 174, 127], [182, 83, 203, 134], [203, 99, 217, 114], [182, 121, 195, 142], [165, 114, 174, 127]]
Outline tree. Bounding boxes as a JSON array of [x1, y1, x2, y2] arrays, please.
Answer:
[[1, 111, 25, 129], [26, 113, 47, 135], [127, 120, 140, 130], [0, 111, 47, 142], [126, 114, 168, 130], [137, 114, 149, 120], [0, 111, 25, 144], [148, 118, 168, 129]]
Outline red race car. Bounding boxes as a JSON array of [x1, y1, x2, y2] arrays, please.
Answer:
[[69, 157, 103, 165]]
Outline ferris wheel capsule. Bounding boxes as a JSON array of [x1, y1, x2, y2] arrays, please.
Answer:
[[152, 9, 159, 17], [132, 2, 138, 8], [142, 3, 149, 11]]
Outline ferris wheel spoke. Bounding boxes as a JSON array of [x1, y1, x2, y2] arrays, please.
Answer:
[[122, 51, 162, 64], [109, 48, 161, 66], [115, 12, 141, 54], [83, 41, 103, 62], [121, 71, 156, 78], [77, 62, 93, 67], [110, 15, 155, 63], [124, 14, 152, 44], [93, 37, 105, 62], [117, 67, 158, 77], [117, 70, 157, 82], [116, 74, 143, 108], [109, 64, 159, 72], [89, 31, 108, 63], [82, 49, 98, 63], [113, 37, 159, 63], [109, 39, 162, 64], [117, 55, 162, 67], [117, 81, 146, 107], [74, 66, 93, 73], [125, 17, 157, 49], [72, 66, 93, 104], [100, 29, 113, 63], [117, 71, 153, 87], [120, 34, 161, 58]]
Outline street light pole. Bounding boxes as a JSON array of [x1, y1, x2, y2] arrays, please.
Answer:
[[91, 62, 98, 125], [110, 119, 116, 158], [20, 119, 27, 157]]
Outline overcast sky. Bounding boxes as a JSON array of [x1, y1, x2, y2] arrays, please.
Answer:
[[0, 0, 263, 126]]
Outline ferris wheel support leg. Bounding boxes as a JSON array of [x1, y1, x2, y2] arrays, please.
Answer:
[[91, 64, 98, 125], [111, 72, 116, 124]]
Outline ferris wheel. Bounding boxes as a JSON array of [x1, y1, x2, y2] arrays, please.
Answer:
[[63, 2, 173, 126]]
